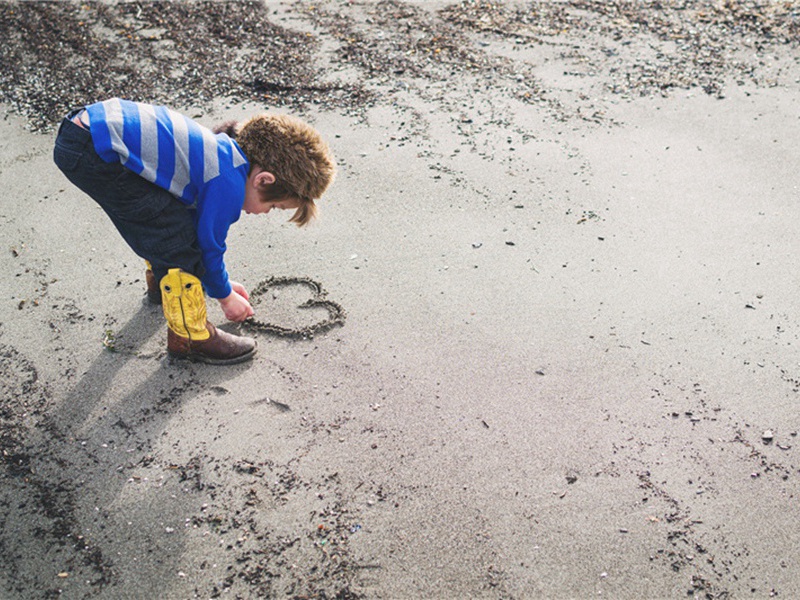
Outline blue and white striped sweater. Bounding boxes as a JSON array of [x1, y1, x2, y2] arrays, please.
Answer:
[[84, 99, 250, 298]]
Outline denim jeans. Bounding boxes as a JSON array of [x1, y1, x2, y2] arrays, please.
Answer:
[[53, 110, 205, 285]]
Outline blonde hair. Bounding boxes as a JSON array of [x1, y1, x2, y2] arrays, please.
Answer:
[[231, 114, 335, 227]]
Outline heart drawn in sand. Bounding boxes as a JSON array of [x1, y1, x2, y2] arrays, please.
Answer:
[[242, 276, 346, 339]]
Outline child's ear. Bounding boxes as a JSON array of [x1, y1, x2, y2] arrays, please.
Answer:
[[254, 170, 276, 187]]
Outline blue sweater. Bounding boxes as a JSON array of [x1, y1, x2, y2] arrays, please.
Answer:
[[84, 98, 249, 299]]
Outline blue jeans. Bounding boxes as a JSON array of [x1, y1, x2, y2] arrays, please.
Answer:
[[53, 110, 205, 285]]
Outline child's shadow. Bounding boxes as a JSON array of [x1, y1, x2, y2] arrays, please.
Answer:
[[58, 304, 253, 428], [19, 304, 256, 592]]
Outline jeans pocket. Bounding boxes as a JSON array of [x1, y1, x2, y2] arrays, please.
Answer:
[[53, 145, 81, 172], [156, 224, 197, 254], [111, 169, 174, 222], [123, 204, 197, 258]]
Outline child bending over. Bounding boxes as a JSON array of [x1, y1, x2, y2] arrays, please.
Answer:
[[54, 98, 335, 365]]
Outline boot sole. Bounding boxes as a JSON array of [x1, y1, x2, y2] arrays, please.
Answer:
[[168, 347, 257, 365]]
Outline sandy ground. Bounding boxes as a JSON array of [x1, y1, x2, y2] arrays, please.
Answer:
[[1, 1, 800, 598]]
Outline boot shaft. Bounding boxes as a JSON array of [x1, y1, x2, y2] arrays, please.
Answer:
[[160, 268, 211, 341]]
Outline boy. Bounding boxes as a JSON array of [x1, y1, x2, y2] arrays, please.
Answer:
[[53, 98, 336, 365]]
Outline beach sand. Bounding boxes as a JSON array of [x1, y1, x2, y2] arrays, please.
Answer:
[[1, 1, 799, 598]]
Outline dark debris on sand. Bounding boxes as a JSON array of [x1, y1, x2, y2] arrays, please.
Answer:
[[3, 0, 800, 133], [441, 0, 800, 97], [0, 0, 369, 132], [303, 0, 550, 108]]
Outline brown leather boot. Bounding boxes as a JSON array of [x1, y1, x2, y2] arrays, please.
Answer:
[[167, 321, 256, 364], [161, 268, 256, 364]]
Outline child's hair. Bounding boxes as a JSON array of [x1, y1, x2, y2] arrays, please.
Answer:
[[213, 115, 336, 227]]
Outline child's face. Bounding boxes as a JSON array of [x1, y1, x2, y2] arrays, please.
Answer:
[[242, 167, 300, 215], [243, 197, 301, 216]]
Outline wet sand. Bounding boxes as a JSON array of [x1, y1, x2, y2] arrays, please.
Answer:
[[1, 1, 799, 598]]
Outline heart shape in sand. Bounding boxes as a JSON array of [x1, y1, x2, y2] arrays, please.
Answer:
[[243, 276, 346, 339]]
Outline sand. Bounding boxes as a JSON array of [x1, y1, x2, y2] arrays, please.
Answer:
[[1, 1, 799, 598]]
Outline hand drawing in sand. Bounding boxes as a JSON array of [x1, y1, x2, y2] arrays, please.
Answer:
[[243, 276, 346, 339]]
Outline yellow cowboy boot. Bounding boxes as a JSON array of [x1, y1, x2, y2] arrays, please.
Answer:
[[160, 268, 256, 364], [145, 260, 161, 305]]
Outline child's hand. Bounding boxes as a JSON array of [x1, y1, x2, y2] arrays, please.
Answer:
[[230, 280, 250, 300], [219, 290, 254, 322]]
